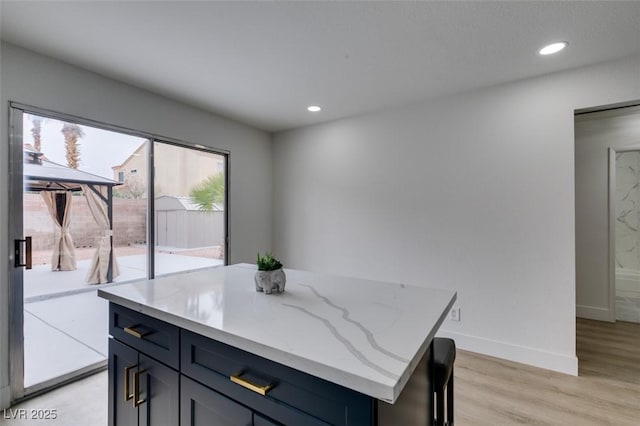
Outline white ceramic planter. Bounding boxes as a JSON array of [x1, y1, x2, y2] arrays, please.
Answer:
[[255, 269, 286, 294]]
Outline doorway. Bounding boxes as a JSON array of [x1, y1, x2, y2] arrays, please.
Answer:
[[574, 103, 640, 385], [575, 104, 640, 323], [8, 104, 228, 402]]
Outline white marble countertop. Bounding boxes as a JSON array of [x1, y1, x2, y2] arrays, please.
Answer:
[[98, 263, 456, 403]]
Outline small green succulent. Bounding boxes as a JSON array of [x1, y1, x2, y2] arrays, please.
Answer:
[[256, 252, 283, 271]]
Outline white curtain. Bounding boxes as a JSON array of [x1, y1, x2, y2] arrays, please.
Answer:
[[82, 184, 119, 284], [41, 191, 77, 271]]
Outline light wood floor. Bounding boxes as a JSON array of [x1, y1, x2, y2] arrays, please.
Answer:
[[3, 319, 639, 425], [455, 318, 640, 425]]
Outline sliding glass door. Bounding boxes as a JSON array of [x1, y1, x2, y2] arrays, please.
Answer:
[[153, 142, 226, 277], [8, 103, 227, 402]]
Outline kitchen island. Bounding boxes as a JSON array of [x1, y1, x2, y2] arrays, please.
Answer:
[[99, 263, 456, 425]]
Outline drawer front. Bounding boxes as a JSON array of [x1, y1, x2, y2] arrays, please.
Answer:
[[181, 330, 372, 426], [109, 303, 179, 369]]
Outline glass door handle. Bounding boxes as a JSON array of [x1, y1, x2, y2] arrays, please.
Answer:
[[14, 237, 32, 270]]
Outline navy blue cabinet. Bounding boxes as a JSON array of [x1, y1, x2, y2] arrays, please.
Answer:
[[108, 339, 179, 426], [108, 303, 433, 426]]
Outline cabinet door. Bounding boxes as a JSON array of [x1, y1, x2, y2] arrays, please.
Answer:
[[138, 354, 180, 426], [109, 339, 139, 426], [181, 376, 252, 426]]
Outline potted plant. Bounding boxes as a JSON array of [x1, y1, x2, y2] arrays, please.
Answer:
[[255, 252, 286, 294]]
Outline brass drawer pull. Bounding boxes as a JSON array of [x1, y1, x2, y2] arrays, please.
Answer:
[[132, 369, 148, 407], [124, 325, 151, 339], [230, 372, 273, 396], [124, 365, 136, 401]]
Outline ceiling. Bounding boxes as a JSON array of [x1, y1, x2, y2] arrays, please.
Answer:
[[1, 1, 639, 132]]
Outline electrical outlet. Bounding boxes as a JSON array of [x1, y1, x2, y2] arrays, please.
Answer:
[[449, 307, 461, 322]]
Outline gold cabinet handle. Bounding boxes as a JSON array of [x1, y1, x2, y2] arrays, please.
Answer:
[[132, 369, 148, 407], [124, 365, 136, 401], [124, 325, 150, 339], [230, 372, 273, 396]]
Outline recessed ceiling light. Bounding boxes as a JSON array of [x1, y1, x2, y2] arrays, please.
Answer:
[[307, 105, 321, 112], [539, 42, 568, 56]]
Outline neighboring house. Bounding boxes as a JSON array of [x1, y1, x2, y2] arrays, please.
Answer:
[[111, 142, 147, 198], [112, 142, 224, 198]]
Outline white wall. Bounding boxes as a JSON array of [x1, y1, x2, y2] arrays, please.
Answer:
[[273, 55, 640, 375], [0, 42, 273, 407], [575, 106, 640, 321]]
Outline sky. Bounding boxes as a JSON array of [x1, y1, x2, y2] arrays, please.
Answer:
[[23, 113, 146, 179]]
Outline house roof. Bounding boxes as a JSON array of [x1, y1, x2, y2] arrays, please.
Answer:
[[24, 151, 120, 192], [112, 141, 147, 170]]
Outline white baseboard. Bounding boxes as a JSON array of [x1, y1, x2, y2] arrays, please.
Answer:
[[0, 385, 10, 410], [436, 330, 578, 376], [576, 304, 613, 322]]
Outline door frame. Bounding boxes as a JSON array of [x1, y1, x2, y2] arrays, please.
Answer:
[[8, 102, 229, 402], [8, 105, 25, 402], [607, 145, 640, 323], [151, 138, 230, 268]]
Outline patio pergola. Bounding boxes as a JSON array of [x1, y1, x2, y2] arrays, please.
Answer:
[[24, 147, 121, 283]]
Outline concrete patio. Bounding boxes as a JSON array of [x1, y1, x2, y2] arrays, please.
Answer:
[[23, 252, 223, 388]]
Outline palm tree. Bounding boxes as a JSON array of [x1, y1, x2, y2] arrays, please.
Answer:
[[30, 115, 45, 152], [61, 123, 84, 169], [189, 173, 225, 211]]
